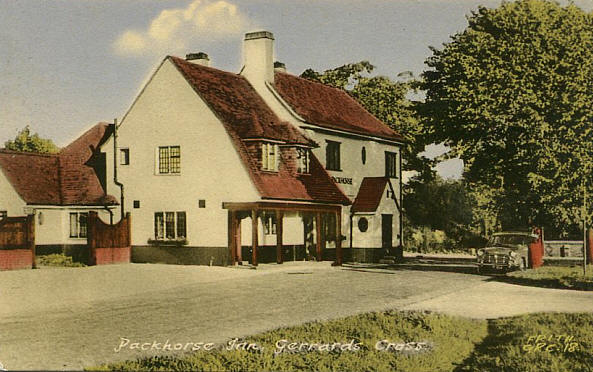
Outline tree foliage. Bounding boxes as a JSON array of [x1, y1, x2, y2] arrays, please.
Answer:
[[404, 176, 480, 246], [419, 0, 593, 237], [4, 126, 59, 154], [301, 62, 430, 175]]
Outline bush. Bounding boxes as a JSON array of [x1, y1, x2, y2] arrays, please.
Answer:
[[37, 254, 86, 267], [505, 266, 593, 291]]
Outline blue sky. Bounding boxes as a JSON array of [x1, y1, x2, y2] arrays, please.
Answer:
[[1, 0, 591, 178]]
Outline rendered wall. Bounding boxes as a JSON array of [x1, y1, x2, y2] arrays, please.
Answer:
[[115, 59, 260, 248]]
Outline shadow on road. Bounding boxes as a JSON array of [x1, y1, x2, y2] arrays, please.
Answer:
[[342, 259, 489, 276]]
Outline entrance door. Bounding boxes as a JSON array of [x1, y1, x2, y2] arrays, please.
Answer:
[[303, 215, 315, 260], [382, 214, 393, 251]]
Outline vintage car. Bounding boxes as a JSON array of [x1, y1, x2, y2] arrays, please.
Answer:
[[476, 231, 538, 273]]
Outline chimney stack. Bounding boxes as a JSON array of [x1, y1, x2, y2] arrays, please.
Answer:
[[242, 31, 275, 85], [186, 52, 210, 67], [274, 61, 286, 73]]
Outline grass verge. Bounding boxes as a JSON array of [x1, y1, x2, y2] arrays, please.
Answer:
[[37, 253, 86, 267], [505, 266, 593, 291], [89, 311, 593, 371]]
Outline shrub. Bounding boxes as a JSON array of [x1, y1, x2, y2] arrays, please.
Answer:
[[37, 254, 86, 267]]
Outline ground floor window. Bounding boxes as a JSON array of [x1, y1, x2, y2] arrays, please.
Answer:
[[0, 210, 7, 220], [154, 211, 186, 240], [323, 213, 336, 241], [263, 212, 277, 235], [69, 212, 88, 238]]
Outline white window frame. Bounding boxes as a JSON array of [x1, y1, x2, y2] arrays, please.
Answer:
[[263, 212, 277, 235], [261, 143, 279, 172], [156, 146, 181, 175], [69, 212, 88, 239], [120, 148, 130, 165], [296, 148, 310, 174], [154, 211, 187, 240]]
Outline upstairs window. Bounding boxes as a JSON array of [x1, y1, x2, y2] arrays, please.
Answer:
[[69, 212, 88, 238], [385, 151, 397, 178], [297, 148, 310, 174], [326, 140, 341, 171], [158, 146, 181, 174], [262, 143, 279, 171], [154, 211, 186, 240], [120, 148, 130, 165]]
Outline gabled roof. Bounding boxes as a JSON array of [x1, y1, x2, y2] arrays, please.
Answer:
[[351, 177, 392, 213], [0, 123, 117, 206], [169, 57, 350, 205], [170, 57, 315, 147], [274, 72, 405, 142]]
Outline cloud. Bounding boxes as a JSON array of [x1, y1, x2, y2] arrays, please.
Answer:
[[113, 0, 252, 57]]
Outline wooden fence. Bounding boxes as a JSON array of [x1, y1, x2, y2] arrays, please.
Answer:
[[87, 212, 131, 265], [0, 215, 35, 270]]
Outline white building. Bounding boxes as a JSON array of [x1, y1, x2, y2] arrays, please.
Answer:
[[0, 31, 405, 266], [100, 31, 404, 265], [0, 124, 117, 262]]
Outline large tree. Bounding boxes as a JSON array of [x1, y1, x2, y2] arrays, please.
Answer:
[[419, 0, 593, 237], [301, 62, 430, 176], [4, 126, 59, 154]]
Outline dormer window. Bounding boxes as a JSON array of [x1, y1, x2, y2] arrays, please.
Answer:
[[297, 148, 310, 174], [262, 143, 279, 171]]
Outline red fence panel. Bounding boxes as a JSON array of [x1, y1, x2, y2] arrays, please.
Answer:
[[0, 215, 35, 270], [87, 212, 131, 265]]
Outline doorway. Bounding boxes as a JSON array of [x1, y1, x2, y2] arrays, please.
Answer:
[[382, 214, 393, 251]]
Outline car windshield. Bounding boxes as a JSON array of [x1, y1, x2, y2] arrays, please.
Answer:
[[488, 234, 534, 247]]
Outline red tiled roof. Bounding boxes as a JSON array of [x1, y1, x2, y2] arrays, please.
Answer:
[[170, 57, 350, 205], [0, 151, 61, 205], [59, 123, 116, 206], [274, 72, 405, 142], [170, 57, 315, 146], [351, 177, 390, 213], [0, 123, 118, 206]]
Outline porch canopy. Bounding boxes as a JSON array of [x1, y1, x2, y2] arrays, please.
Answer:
[[223, 201, 343, 266]]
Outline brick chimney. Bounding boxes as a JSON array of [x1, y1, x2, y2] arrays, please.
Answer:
[[242, 31, 275, 85], [186, 52, 210, 67]]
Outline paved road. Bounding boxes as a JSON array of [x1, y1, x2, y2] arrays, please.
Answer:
[[0, 262, 591, 371]]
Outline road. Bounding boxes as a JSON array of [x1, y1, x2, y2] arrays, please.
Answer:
[[0, 262, 591, 370]]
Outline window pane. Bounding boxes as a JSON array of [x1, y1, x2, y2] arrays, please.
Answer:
[[69, 213, 78, 238], [159, 147, 169, 174], [170, 146, 181, 173], [176, 212, 186, 238], [165, 212, 175, 239], [155, 212, 164, 239], [385, 152, 397, 178], [262, 143, 268, 170], [326, 141, 340, 171], [120, 149, 130, 165], [79, 213, 88, 238]]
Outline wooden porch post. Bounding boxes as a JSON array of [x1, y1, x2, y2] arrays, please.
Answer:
[[335, 210, 342, 266], [276, 211, 284, 264], [251, 209, 258, 266], [315, 212, 322, 261], [228, 210, 236, 265], [235, 216, 242, 263]]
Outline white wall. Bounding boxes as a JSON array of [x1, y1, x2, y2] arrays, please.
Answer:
[[34, 207, 114, 245], [0, 170, 26, 216], [351, 183, 401, 249], [115, 59, 260, 247]]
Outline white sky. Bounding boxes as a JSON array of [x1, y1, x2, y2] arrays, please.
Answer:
[[1, 0, 591, 179]]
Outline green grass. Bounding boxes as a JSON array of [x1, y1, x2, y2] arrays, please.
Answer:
[[37, 253, 86, 267], [91, 311, 487, 372], [505, 266, 593, 291], [457, 313, 593, 372], [90, 311, 593, 371]]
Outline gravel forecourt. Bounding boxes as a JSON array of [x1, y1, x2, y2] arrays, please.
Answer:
[[0, 262, 592, 370]]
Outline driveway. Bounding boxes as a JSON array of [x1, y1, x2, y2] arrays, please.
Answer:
[[0, 262, 591, 370]]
